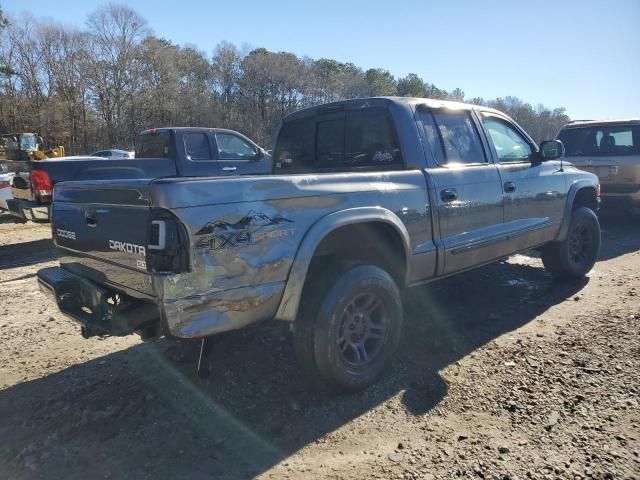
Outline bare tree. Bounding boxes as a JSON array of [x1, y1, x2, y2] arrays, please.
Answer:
[[85, 3, 148, 146], [0, 4, 572, 152]]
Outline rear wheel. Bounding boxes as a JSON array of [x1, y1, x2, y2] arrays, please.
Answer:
[[541, 207, 601, 278], [293, 264, 403, 391]]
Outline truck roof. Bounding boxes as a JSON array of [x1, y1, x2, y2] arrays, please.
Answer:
[[561, 118, 640, 129], [138, 127, 248, 135], [281, 96, 505, 122]]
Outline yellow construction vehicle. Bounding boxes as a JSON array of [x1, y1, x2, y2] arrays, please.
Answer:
[[0, 133, 65, 161]]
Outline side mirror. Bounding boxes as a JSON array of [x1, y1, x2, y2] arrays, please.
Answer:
[[539, 139, 565, 161], [253, 149, 267, 161]]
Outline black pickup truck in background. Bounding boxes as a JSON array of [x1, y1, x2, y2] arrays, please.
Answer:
[[5, 127, 271, 221]]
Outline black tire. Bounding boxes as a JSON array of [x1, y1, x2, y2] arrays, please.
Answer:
[[541, 207, 601, 279], [293, 264, 403, 391]]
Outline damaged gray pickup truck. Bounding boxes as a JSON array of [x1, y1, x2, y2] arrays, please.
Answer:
[[38, 97, 601, 390]]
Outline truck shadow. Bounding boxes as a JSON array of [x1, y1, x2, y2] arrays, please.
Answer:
[[596, 212, 640, 261], [0, 238, 56, 270], [0, 259, 587, 480]]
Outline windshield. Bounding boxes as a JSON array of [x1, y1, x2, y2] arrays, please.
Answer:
[[135, 131, 175, 160], [4, 135, 39, 151], [558, 125, 640, 157], [21, 135, 39, 151]]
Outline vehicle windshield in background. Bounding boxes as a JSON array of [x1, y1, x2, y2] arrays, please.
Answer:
[[558, 125, 640, 156], [6, 135, 38, 152], [135, 131, 175, 160], [21, 135, 39, 151]]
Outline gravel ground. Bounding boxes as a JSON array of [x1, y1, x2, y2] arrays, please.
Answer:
[[0, 213, 638, 480]]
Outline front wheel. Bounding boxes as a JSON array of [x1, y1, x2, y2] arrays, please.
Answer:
[[541, 207, 601, 279], [293, 264, 403, 391]]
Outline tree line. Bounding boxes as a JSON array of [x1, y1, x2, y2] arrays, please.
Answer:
[[0, 4, 570, 154]]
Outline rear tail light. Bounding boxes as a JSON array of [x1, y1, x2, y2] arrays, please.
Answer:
[[146, 211, 189, 273], [31, 169, 53, 200], [148, 220, 166, 250]]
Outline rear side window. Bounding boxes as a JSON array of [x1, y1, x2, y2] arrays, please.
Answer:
[[316, 118, 345, 166], [345, 108, 402, 167], [273, 117, 315, 170], [274, 107, 402, 172], [136, 132, 175, 160], [184, 133, 212, 161], [425, 110, 486, 165], [558, 125, 640, 156]]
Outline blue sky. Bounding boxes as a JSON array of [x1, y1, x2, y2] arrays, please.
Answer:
[[3, 0, 639, 120]]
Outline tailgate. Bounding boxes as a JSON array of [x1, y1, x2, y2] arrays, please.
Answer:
[[52, 181, 155, 296]]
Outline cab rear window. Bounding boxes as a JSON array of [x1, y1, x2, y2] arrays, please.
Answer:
[[558, 125, 640, 156], [135, 132, 176, 160], [273, 107, 403, 172]]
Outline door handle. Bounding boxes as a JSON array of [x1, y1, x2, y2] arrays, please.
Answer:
[[504, 181, 516, 193], [85, 211, 97, 227], [440, 188, 458, 202], [222, 166, 237, 172]]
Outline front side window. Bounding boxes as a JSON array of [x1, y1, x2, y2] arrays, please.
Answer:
[[184, 133, 212, 161], [482, 116, 532, 162], [215, 133, 257, 160], [422, 110, 486, 165], [558, 125, 640, 156]]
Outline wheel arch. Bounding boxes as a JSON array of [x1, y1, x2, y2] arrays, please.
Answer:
[[556, 180, 599, 241], [275, 207, 411, 322]]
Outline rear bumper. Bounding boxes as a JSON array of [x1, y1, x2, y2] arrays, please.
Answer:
[[38, 265, 284, 340], [37, 266, 160, 337], [159, 281, 286, 339], [7, 198, 50, 222]]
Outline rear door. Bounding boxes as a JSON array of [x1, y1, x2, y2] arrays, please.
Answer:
[[479, 111, 565, 251], [418, 107, 505, 274]]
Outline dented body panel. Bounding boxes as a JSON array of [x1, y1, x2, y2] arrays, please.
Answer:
[[40, 97, 599, 340]]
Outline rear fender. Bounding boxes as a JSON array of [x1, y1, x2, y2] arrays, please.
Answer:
[[274, 206, 411, 322]]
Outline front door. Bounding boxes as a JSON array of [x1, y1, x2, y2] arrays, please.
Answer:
[[479, 112, 565, 252], [418, 107, 505, 275], [214, 132, 270, 176]]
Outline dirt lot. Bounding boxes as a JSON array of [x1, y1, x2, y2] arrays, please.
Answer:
[[0, 213, 638, 480]]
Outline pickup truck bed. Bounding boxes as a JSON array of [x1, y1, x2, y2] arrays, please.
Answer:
[[39, 97, 601, 390]]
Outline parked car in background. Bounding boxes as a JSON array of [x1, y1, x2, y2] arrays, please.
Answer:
[[90, 149, 135, 159], [0, 163, 15, 212], [39, 97, 600, 390], [557, 119, 640, 214], [6, 127, 271, 222]]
